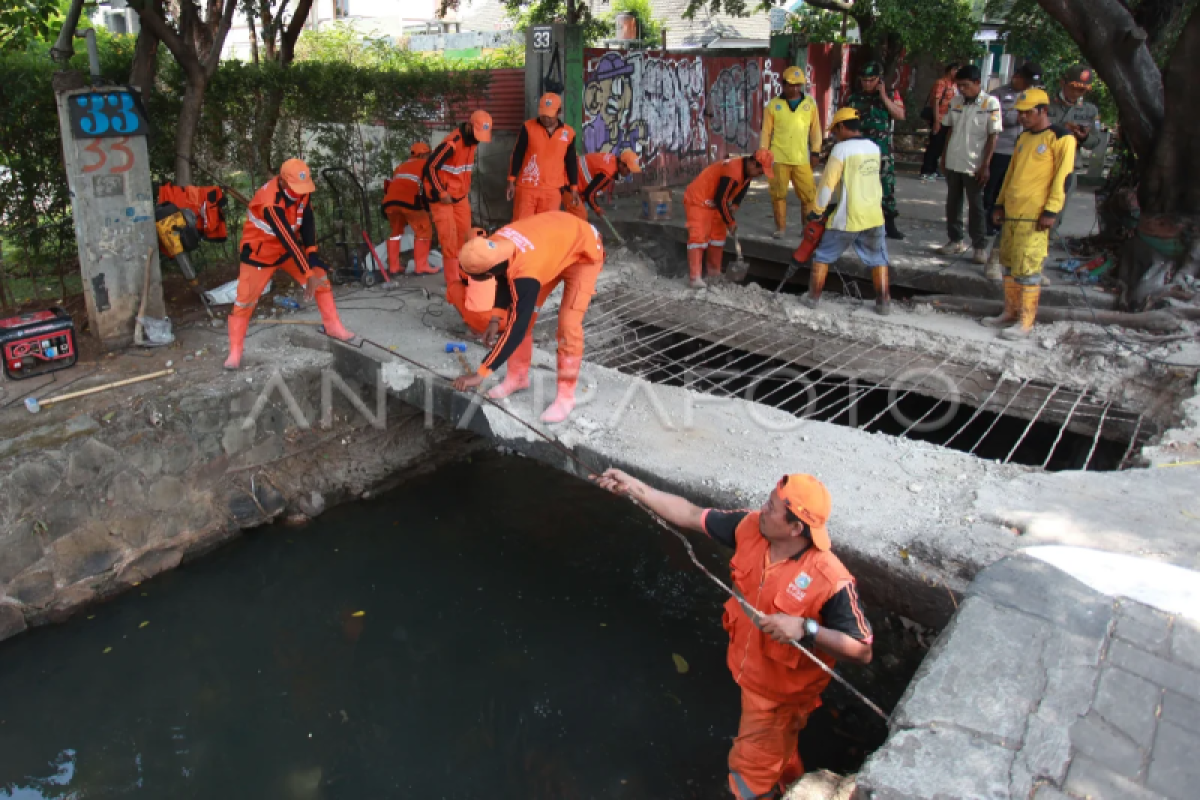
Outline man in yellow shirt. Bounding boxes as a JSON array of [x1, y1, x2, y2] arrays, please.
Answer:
[[988, 88, 1076, 340], [762, 66, 824, 239], [802, 108, 891, 315]]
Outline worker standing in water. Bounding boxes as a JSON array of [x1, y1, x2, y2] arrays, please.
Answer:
[[451, 211, 604, 424], [381, 141, 438, 275], [593, 469, 872, 800], [507, 93, 581, 221], [225, 159, 354, 370], [424, 110, 493, 294], [683, 150, 774, 288], [565, 149, 641, 220]]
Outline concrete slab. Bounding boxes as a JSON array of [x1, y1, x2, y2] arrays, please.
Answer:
[[854, 727, 1016, 799]]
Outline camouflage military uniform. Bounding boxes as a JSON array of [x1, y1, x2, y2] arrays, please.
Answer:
[[846, 92, 899, 217]]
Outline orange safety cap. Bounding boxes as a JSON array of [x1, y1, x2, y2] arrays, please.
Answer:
[[470, 110, 494, 143], [753, 148, 775, 179], [464, 276, 498, 312], [409, 141, 432, 158], [619, 149, 642, 174], [776, 474, 832, 550], [280, 158, 316, 194], [538, 93, 563, 116], [459, 235, 516, 275]]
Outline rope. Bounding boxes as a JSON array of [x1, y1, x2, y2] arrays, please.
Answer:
[[353, 334, 892, 723]]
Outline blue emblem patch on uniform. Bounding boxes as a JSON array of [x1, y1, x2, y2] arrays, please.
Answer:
[[1037, 143, 1048, 154], [795, 572, 812, 590]]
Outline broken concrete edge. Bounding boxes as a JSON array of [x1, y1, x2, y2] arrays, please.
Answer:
[[855, 553, 1125, 799], [0, 351, 485, 645], [609, 218, 1117, 310]]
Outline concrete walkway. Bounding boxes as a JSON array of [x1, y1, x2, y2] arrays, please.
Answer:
[[606, 172, 1114, 309]]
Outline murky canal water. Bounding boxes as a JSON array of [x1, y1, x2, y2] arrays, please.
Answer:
[[0, 454, 870, 799]]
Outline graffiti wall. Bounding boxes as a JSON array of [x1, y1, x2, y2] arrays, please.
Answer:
[[582, 49, 783, 189]]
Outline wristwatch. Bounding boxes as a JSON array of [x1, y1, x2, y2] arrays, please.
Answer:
[[803, 618, 820, 641]]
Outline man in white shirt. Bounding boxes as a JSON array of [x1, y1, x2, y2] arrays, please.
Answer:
[[938, 65, 1002, 265]]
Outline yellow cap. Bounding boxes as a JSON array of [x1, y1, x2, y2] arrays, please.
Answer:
[[829, 107, 859, 128], [1014, 88, 1051, 111], [782, 66, 806, 85]]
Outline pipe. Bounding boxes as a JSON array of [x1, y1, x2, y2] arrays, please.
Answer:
[[49, 0, 87, 63], [75, 29, 101, 83]]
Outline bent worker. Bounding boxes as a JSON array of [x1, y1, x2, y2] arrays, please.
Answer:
[[448, 227, 507, 336], [382, 141, 438, 275], [988, 88, 1076, 339], [451, 211, 604, 424], [565, 148, 641, 220], [803, 108, 893, 315], [424, 110, 493, 294], [593, 469, 872, 799], [225, 159, 354, 370], [683, 150, 774, 289], [507, 93, 580, 221], [761, 65, 823, 239]]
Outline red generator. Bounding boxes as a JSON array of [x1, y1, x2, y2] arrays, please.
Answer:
[[1, 307, 78, 380]]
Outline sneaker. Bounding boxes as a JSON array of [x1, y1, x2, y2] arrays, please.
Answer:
[[938, 241, 969, 256], [985, 248, 1003, 280], [688, 277, 707, 290], [771, 229, 785, 239], [972, 248, 988, 265], [918, 174, 935, 183]]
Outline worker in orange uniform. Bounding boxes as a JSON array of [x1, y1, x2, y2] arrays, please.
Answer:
[[683, 150, 774, 288], [424, 110, 492, 293], [381, 141, 438, 275], [565, 149, 641, 220], [593, 469, 872, 800], [451, 211, 604, 424], [506, 93, 581, 221], [225, 158, 354, 370]]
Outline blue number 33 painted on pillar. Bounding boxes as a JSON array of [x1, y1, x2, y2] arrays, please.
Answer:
[[71, 92, 144, 138]]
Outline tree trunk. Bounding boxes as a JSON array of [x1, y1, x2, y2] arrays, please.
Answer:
[[1139, 5, 1200, 217], [255, 84, 285, 173], [247, 3, 259, 65], [130, 24, 160, 102], [175, 72, 208, 184]]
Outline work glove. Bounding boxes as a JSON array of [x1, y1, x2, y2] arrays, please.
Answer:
[[307, 253, 330, 272], [806, 212, 822, 223]]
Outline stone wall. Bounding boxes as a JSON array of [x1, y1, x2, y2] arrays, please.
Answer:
[[0, 361, 481, 642]]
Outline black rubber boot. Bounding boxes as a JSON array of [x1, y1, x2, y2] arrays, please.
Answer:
[[884, 212, 905, 241]]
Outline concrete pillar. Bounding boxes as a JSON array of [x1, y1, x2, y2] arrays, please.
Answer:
[[55, 86, 164, 349], [564, 24, 584, 137]]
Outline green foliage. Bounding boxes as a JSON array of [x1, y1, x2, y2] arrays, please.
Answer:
[[870, 0, 980, 63], [505, 0, 611, 46], [0, 0, 61, 53], [786, 6, 853, 44]]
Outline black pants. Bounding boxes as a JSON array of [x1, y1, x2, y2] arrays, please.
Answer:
[[983, 153, 1011, 235], [946, 170, 988, 249], [921, 128, 949, 176]]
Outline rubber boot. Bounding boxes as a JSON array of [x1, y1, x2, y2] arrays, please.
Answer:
[[687, 248, 705, 289], [540, 354, 581, 424], [705, 245, 724, 282], [387, 236, 403, 274], [802, 262, 828, 308], [772, 199, 788, 239], [224, 315, 250, 370], [884, 212, 905, 241], [984, 276, 1019, 328], [413, 238, 439, 274], [443, 255, 462, 288], [487, 333, 533, 399], [315, 291, 355, 341], [872, 266, 892, 316], [1000, 284, 1040, 340]]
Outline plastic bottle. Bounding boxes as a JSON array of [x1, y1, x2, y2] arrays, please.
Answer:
[[273, 296, 302, 311]]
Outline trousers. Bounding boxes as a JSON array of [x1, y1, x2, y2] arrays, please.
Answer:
[[946, 169, 987, 249]]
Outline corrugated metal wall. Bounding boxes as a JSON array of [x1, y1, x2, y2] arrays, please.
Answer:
[[442, 68, 526, 133]]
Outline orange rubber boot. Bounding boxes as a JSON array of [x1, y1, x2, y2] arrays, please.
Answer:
[[443, 255, 462, 288], [315, 291, 355, 341], [487, 332, 534, 400], [540, 354, 581, 423], [224, 315, 250, 370], [413, 239, 438, 274], [387, 236, 403, 274], [802, 262, 829, 308], [705, 244, 723, 278], [872, 266, 892, 316], [687, 248, 705, 288]]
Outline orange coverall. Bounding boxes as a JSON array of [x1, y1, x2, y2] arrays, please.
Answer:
[[716, 510, 869, 799], [382, 156, 434, 274], [424, 127, 477, 287], [475, 213, 604, 405], [509, 119, 579, 221], [684, 158, 752, 280], [565, 152, 619, 221]]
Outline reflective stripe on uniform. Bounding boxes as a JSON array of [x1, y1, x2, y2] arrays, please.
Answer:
[[440, 164, 474, 174], [709, 239, 726, 247], [247, 210, 275, 236], [729, 771, 778, 800]]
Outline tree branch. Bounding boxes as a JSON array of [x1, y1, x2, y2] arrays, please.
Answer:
[[282, 0, 314, 64], [132, 0, 200, 77], [803, 0, 856, 11], [203, 0, 238, 76]]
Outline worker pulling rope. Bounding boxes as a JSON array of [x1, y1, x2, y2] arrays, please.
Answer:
[[353, 334, 891, 724]]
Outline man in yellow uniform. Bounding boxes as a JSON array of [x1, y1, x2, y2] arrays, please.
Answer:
[[802, 108, 892, 315], [988, 88, 1076, 340], [762, 66, 824, 239]]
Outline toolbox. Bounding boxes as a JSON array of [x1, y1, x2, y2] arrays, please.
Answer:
[[0, 307, 78, 380]]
